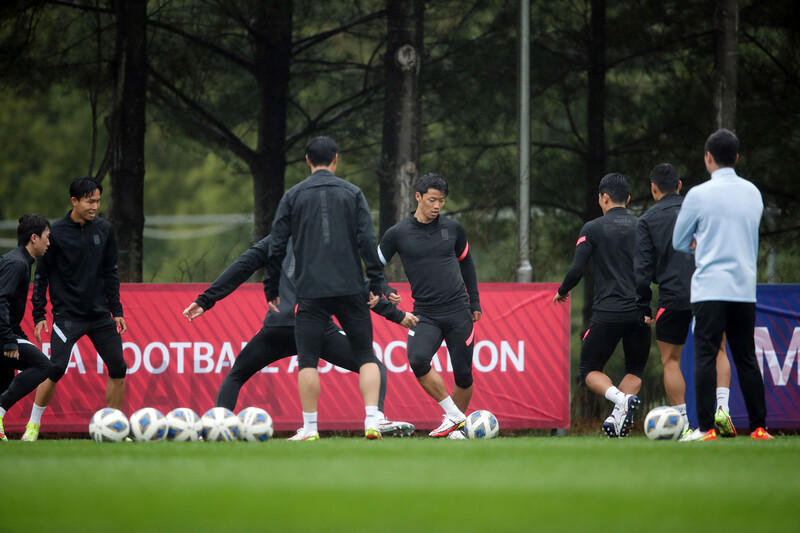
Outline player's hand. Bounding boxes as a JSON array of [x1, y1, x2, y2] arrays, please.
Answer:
[[34, 320, 48, 343], [644, 316, 654, 326], [690, 237, 697, 251], [114, 316, 128, 335], [183, 303, 204, 322], [3, 349, 19, 359], [268, 297, 281, 313], [388, 292, 402, 305], [472, 311, 482, 322], [400, 312, 419, 328], [368, 292, 380, 308], [553, 291, 569, 304]]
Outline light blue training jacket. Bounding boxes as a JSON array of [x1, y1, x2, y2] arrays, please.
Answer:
[[672, 167, 763, 303]]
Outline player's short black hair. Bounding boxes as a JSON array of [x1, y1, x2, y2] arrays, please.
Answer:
[[705, 128, 739, 167], [305, 136, 338, 167], [598, 172, 630, 203], [417, 173, 449, 196], [70, 176, 102, 200], [650, 163, 680, 193], [17, 213, 50, 246]]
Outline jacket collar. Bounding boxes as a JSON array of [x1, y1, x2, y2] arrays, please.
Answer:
[[410, 212, 440, 228], [16, 245, 35, 266], [63, 211, 94, 228]]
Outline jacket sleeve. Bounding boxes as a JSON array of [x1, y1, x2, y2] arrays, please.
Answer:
[[31, 252, 51, 325], [196, 236, 271, 311], [634, 217, 655, 317], [558, 224, 593, 295], [0, 261, 24, 351], [377, 227, 397, 268], [455, 223, 481, 313], [264, 195, 293, 302], [103, 227, 124, 318], [370, 294, 406, 324], [355, 190, 385, 296], [672, 193, 698, 254]]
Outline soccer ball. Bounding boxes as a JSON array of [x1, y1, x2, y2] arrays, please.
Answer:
[[129, 407, 168, 442], [237, 407, 274, 442], [644, 406, 684, 441], [464, 410, 499, 439], [88, 408, 130, 442], [201, 407, 242, 442], [165, 407, 202, 442]]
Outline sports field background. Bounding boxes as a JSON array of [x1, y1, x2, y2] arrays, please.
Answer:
[[3, 436, 797, 532]]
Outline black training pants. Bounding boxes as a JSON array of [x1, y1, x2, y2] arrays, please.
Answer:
[[0, 341, 51, 412], [215, 325, 387, 412], [692, 301, 766, 432]]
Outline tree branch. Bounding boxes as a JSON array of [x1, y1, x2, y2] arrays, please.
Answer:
[[147, 17, 255, 74], [148, 65, 255, 164], [293, 9, 386, 56], [285, 82, 383, 147], [742, 29, 800, 92], [47, 0, 111, 15]]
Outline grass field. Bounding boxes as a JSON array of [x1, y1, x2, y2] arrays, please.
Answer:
[[2, 435, 797, 532]]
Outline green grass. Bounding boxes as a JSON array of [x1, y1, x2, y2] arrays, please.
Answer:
[[2, 436, 797, 532]]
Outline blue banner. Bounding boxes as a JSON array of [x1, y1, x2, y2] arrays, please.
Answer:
[[681, 285, 800, 429]]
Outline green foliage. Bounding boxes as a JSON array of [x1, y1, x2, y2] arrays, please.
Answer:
[[143, 123, 255, 281], [0, 87, 103, 221]]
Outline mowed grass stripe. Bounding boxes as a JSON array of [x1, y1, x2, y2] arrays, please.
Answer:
[[2, 437, 797, 532]]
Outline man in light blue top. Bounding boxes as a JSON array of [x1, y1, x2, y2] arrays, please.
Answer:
[[673, 128, 772, 441]]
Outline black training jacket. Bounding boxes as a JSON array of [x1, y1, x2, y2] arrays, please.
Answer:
[[634, 193, 694, 316], [558, 207, 639, 324], [0, 246, 35, 351], [32, 213, 123, 324], [196, 236, 405, 328], [265, 169, 385, 300], [378, 214, 480, 316]]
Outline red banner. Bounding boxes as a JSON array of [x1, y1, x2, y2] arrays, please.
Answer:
[[5, 283, 570, 433]]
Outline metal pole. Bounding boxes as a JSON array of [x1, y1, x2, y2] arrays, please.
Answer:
[[516, 0, 532, 282]]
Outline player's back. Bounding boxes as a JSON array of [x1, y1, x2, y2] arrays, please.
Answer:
[[283, 170, 371, 298], [638, 193, 693, 308], [587, 207, 638, 322]]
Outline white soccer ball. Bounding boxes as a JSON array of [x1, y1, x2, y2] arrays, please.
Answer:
[[237, 407, 274, 442], [88, 408, 130, 442], [129, 407, 168, 442], [464, 410, 499, 439], [201, 407, 242, 442], [166, 407, 202, 442], [644, 406, 683, 441]]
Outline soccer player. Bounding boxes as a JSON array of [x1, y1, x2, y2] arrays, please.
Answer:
[[182, 235, 417, 438], [265, 136, 386, 441], [23, 177, 128, 441], [635, 163, 735, 440], [673, 128, 772, 441], [0, 215, 53, 441], [554, 173, 650, 438], [377, 173, 482, 438]]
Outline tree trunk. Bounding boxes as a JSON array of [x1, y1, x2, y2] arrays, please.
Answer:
[[583, 0, 606, 329], [576, 0, 607, 420], [108, 0, 147, 282], [251, 2, 292, 243], [379, 0, 423, 281], [713, 0, 738, 130]]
